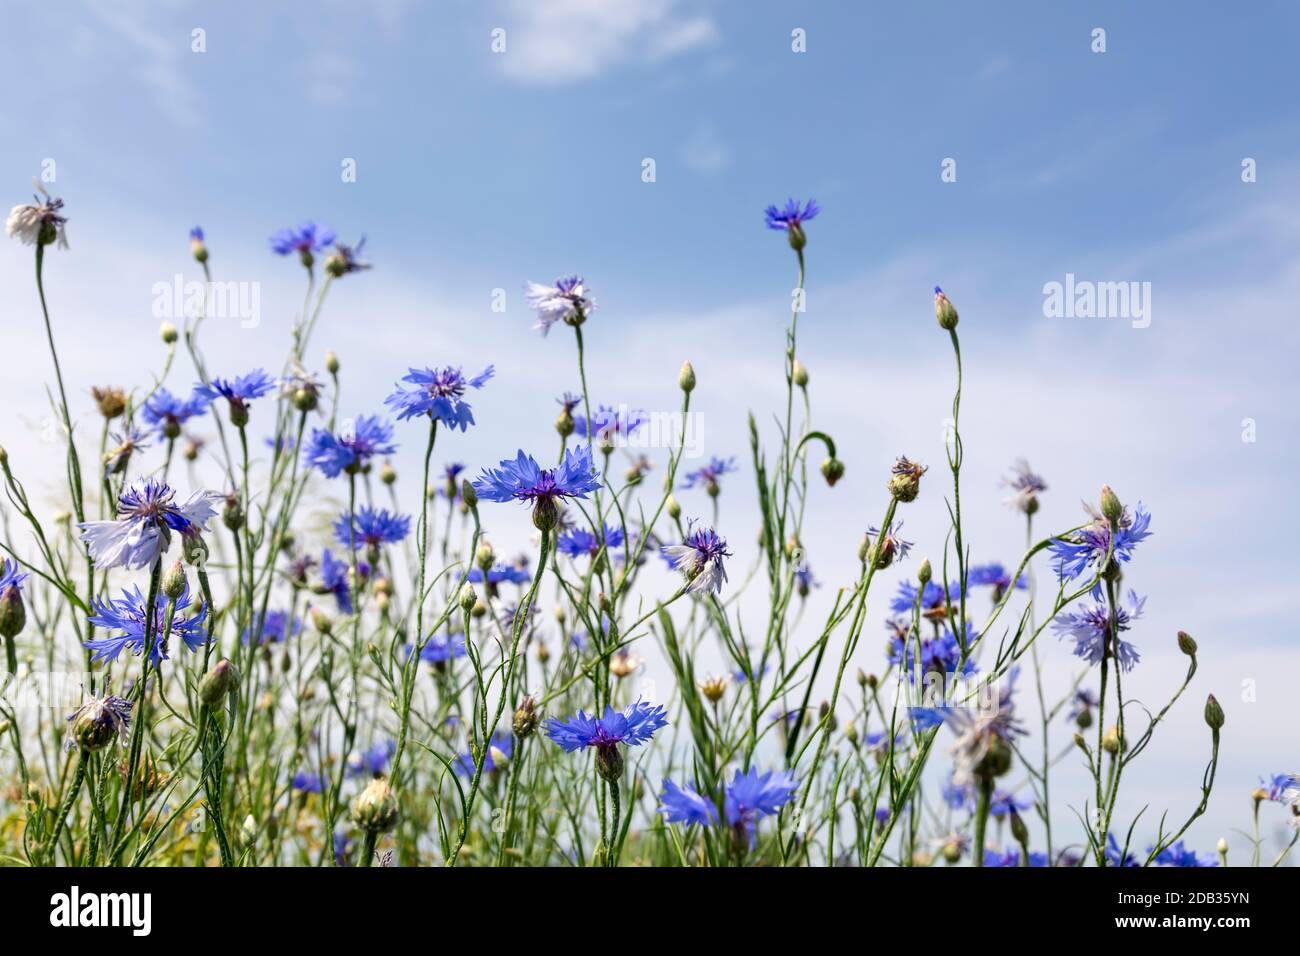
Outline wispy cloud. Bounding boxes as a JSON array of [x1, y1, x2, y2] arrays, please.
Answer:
[[493, 0, 718, 86], [681, 123, 729, 173], [82, 1, 203, 128]]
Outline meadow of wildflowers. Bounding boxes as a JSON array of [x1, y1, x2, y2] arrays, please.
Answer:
[[0, 178, 1295, 877]]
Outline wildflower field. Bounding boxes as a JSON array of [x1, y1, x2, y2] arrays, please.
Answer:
[[0, 3, 1296, 882]]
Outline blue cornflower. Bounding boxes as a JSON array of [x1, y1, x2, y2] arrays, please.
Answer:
[[794, 564, 819, 597], [1053, 589, 1145, 672], [683, 456, 736, 495], [347, 740, 395, 778], [333, 506, 410, 550], [64, 695, 133, 753], [324, 237, 371, 277], [1067, 688, 1099, 724], [465, 564, 530, 587], [1, 557, 30, 594], [764, 198, 820, 245], [557, 524, 625, 560], [912, 668, 1026, 786], [384, 365, 493, 429], [266, 434, 296, 453], [197, 369, 276, 425], [292, 771, 323, 794], [572, 405, 646, 442], [988, 790, 1032, 819], [662, 524, 731, 594], [242, 609, 300, 647], [103, 427, 150, 478], [141, 386, 210, 440], [874, 806, 891, 826], [888, 628, 977, 680], [1002, 458, 1047, 514], [890, 579, 961, 618], [866, 521, 913, 568], [942, 772, 975, 812], [545, 699, 667, 780], [1105, 833, 1140, 868], [732, 663, 770, 685], [725, 766, 799, 841], [78, 478, 219, 570], [439, 462, 467, 499], [333, 830, 353, 867], [319, 549, 368, 614], [304, 415, 396, 478], [412, 632, 467, 666], [1151, 841, 1216, 867], [967, 562, 1028, 600], [1050, 500, 1152, 591], [269, 221, 335, 258], [472, 445, 601, 530], [984, 848, 1049, 867], [1261, 773, 1299, 803], [657, 779, 718, 827], [453, 730, 513, 777], [525, 275, 594, 335], [864, 729, 904, 758], [85, 581, 208, 664]]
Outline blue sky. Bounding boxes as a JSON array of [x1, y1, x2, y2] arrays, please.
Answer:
[[2, 0, 1299, 855]]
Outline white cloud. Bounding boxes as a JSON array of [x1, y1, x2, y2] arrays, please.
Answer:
[[681, 123, 729, 173], [301, 51, 362, 105], [494, 0, 718, 86]]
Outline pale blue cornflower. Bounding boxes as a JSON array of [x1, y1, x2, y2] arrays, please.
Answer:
[[1052, 590, 1145, 672], [1002, 458, 1047, 514], [662, 525, 731, 594], [78, 478, 219, 570], [912, 669, 1026, 787], [102, 427, 150, 478], [683, 456, 736, 496], [525, 275, 594, 335]]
